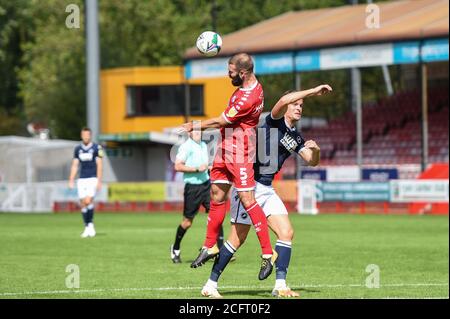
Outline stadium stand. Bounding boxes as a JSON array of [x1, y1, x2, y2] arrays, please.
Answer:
[[303, 86, 449, 166]]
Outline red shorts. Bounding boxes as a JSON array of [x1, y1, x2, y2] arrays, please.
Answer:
[[210, 148, 255, 191]]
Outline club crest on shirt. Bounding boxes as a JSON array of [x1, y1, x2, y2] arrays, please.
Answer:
[[226, 106, 238, 118]]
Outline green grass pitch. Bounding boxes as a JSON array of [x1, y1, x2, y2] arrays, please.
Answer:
[[0, 212, 448, 299]]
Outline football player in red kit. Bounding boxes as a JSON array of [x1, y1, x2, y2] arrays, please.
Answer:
[[182, 53, 276, 280]]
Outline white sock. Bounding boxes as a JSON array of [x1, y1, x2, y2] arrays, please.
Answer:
[[262, 254, 273, 259], [174, 249, 180, 256], [206, 279, 217, 289], [275, 279, 287, 289]]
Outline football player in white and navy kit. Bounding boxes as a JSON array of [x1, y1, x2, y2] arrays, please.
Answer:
[[201, 84, 332, 298], [69, 127, 103, 238]]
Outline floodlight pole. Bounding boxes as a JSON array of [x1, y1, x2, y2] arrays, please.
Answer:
[[349, 0, 363, 174], [293, 53, 303, 180], [86, 0, 100, 142], [295, 71, 302, 180], [382, 65, 394, 96], [351, 67, 363, 170], [184, 81, 191, 123], [420, 60, 429, 172]]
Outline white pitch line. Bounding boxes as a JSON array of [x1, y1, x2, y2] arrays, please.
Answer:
[[381, 297, 449, 299], [0, 283, 448, 297]]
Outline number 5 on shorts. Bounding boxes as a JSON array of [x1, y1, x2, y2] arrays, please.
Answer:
[[240, 167, 248, 186]]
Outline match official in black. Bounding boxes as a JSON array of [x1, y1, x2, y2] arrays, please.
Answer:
[[170, 130, 223, 263]]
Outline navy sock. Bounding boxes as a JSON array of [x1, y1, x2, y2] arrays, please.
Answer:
[[87, 204, 94, 224], [81, 207, 89, 226], [173, 225, 187, 250], [217, 225, 224, 249], [275, 240, 292, 280], [81, 208, 88, 226], [210, 241, 236, 282]]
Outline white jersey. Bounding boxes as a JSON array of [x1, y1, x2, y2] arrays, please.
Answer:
[[230, 182, 288, 225]]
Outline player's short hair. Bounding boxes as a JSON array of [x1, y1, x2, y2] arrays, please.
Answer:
[[81, 127, 91, 133], [229, 53, 254, 73]]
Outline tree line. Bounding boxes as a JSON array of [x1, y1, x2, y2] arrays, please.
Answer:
[[0, 0, 391, 139]]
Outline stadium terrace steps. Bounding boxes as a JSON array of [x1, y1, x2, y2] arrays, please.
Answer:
[[303, 87, 449, 165]]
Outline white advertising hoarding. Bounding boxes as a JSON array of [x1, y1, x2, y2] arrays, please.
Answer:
[[326, 166, 360, 182], [320, 43, 393, 70], [390, 180, 449, 203], [165, 182, 185, 202]]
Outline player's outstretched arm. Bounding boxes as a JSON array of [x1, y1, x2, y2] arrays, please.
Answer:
[[271, 84, 332, 119], [299, 140, 321, 167], [68, 159, 79, 188], [181, 116, 228, 133]]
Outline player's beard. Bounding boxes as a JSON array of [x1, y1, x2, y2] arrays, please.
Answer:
[[231, 74, 243, 87]]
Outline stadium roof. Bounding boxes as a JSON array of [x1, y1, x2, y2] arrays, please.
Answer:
[[184, 0, 449, 59], [0, 136, 78, 148]]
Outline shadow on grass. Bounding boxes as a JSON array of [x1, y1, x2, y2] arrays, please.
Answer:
[[184, 259, 216, 264], [220, 287, 321, 298], [94, 233, 107, 236], [79, 233, 107, 238]]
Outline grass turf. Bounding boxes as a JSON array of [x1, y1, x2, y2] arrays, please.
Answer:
[[0, 212, 448, 299]]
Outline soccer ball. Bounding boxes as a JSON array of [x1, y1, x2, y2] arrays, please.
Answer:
[[196, 31, 222, 57]]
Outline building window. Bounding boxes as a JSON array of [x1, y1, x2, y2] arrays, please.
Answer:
[[126, 85, 204, 116]]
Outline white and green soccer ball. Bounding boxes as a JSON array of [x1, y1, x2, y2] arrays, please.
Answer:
[[196, 31, 222, 57]]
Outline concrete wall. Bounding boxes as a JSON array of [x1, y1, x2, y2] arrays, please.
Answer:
[[106, 144, 172, 182]]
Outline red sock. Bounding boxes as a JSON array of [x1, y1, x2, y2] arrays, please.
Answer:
[[245, 202, 273, 255], [203, 201, 227, 248]]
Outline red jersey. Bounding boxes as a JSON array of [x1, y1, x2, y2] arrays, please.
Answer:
[[220, 81, 264, 155]]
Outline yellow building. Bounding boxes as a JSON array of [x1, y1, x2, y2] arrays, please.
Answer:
[[99, 66, 233, 182], [100, 66, 234, 139]]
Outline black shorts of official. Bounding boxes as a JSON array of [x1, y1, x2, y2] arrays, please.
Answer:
[[183, 180, 211, 219]]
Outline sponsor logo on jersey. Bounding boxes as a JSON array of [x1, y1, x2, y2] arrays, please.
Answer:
[[79, 152, 94, 161], [280, 132, 298, 153]]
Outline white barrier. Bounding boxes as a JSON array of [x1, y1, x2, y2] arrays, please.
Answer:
[[326, 166, 360, 182], [297, 179, 448, 215], [165, 182, 185, 202], [1, 179, 447, 213], [297, 179, 318, 215], [390, 180, 449, 203], [0, 182, 108, 213]]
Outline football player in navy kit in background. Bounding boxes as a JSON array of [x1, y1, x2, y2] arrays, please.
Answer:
[[69, 127, 103, 238], [200, 84, 332, 298]]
